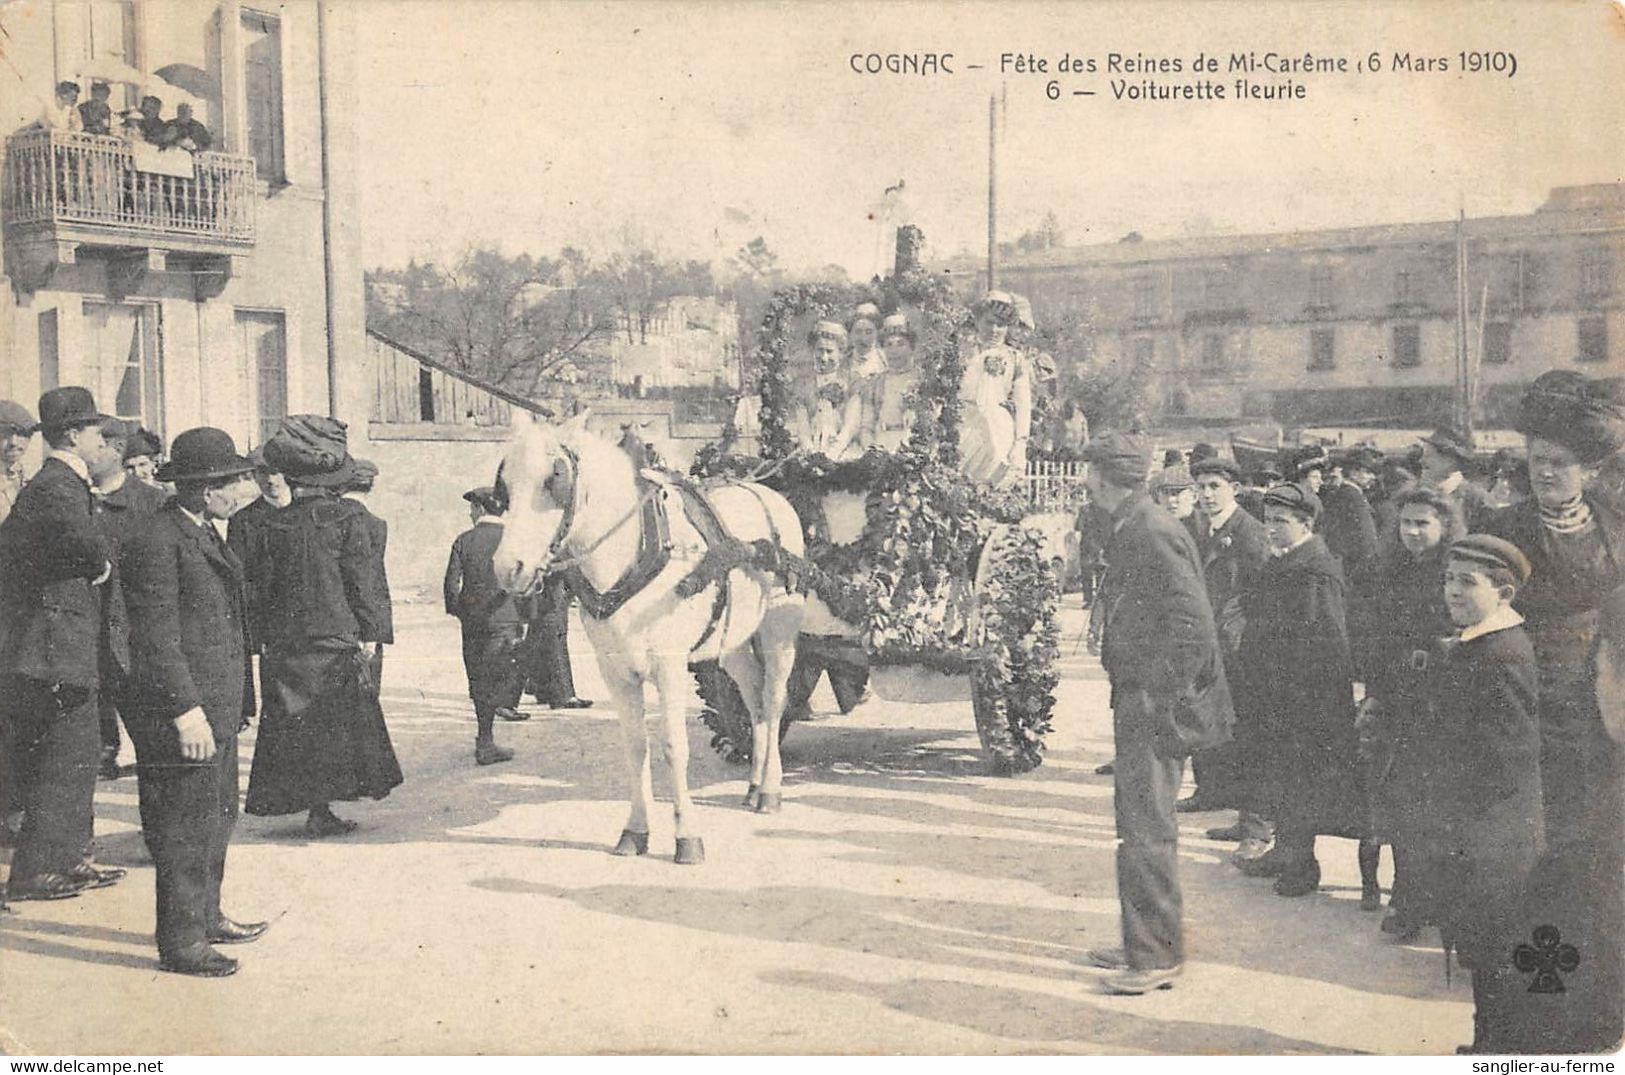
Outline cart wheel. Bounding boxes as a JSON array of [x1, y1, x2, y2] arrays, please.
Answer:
[[692, 661, 795, 764]]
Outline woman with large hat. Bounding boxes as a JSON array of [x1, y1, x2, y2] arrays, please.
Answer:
[[1485, 369, 1625, 1052], [242, 416, 402, 837]]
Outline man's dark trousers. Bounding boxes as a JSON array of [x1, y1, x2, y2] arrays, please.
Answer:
[[1113, 688, 1185, 971], [525, 575, 576, 705], [465, 624, 526, 723], [4, 674, 100, 879], [133, 733, 239, 955]]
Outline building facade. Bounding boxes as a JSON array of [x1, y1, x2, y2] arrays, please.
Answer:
[[0, 0, 366, 453], [944, 184, 1623, 429]]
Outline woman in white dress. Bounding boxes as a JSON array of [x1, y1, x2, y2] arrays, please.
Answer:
[[861, 313, 919, 453], [958, 290, 1032, 484], [794, 321, 864, 460]]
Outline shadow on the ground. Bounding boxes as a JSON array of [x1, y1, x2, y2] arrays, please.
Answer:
[[759, 967, 1357, 1054]]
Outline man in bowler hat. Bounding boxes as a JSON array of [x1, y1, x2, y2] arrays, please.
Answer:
[[1080, 432, 1231, 994], [119, 428, 267, 976], [0, 388, 121, 900], [0, 399, 35, 526]]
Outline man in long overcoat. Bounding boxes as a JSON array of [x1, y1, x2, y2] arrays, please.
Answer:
[[1082, 432, 1232, 995], [0, 388, 122, 900], [120, 428, 267, 977]]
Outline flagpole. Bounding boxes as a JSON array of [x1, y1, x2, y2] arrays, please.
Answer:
[[987, 94, 998, 291]]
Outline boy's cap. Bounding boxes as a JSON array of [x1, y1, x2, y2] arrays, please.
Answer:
[[1262, 481, 1322, 522], [1449, 534, 1532, 587], [1190, 456, 1242, 482]]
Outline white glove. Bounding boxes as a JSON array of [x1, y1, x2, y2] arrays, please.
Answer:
[[173, 706, 216, 762]]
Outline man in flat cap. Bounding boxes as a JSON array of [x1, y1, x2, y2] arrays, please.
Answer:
[[0, 388, 120, 900], [1081, 431, 1231, 994], [1418, 425, 1493, 533], [0, 400, 36, 527], [1291, 443, 1377, 579]]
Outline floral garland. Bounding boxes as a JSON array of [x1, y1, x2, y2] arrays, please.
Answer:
[[690, 270, 1058, 774]]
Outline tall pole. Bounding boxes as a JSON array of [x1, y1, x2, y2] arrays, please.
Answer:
[[987, 94, 998, 291], [1454, 209, 1470, 435]]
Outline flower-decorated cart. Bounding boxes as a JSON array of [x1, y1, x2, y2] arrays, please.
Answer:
[[690, 269, 1061, 775]]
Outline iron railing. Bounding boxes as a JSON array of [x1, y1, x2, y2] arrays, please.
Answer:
[[2, 128, 255, 245]]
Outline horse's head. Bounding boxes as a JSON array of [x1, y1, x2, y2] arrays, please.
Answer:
[[492, 409, 588, 595]]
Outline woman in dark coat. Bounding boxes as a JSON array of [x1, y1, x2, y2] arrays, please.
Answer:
[[1356, 486, 1463, 936], [243, 416, 402, 837], [1235, 482, 1364, 898], [1484, 370, 1625, 1053]]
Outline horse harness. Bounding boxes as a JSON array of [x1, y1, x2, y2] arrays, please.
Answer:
[[542, 446, 776, 654]]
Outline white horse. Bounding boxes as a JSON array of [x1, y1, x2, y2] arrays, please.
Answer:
[[492, 411, 805, 864]]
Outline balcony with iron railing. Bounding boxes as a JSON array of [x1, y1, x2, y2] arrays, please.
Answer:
[[2, 128, 255, 293]]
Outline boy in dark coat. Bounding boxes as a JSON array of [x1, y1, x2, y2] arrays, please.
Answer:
[[1355, 486, 1463, 935], [444, 486, 528, 765], [1234, 482, 1366, 898], [120, 429, 267, 977], [1424, 535, 1543, 1054], [1181, 457, 1270, 830]]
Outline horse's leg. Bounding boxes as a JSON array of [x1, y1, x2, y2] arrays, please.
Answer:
[[719, 641, 766, 808], [753, 599, 804, 813], [604, 663, 652, 856], [655, 656, 704, 865]]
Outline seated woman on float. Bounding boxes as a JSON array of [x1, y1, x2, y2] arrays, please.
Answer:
[[859, 312, 920, 453], [791, 320, 864, 461], [958, 290, 1032, 484]]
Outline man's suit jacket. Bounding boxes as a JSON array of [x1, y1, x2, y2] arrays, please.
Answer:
[[119, 502, 253, 752], [1195, 506, 1270, 655], [1099, 493, 1233, 755], [95, 477, 169, 681], [444, 521, 525, 629], [0, 457, 111, 688]]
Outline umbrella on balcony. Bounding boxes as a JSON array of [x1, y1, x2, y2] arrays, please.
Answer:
[[153, 63, 219, 101], [73, 55, 149, 89]]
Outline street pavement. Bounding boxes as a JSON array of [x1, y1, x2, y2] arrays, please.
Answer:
[[0, 598, 1472, 1055]]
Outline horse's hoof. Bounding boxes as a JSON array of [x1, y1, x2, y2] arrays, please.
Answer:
[[742, 784, 761, 810], [674, 837, 706, 865], [754, 792, 782, 814], [611, 829, 650, 857]]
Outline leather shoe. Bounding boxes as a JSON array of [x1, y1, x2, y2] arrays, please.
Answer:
[[208, 917, 268, 945], [1094, 762, 1115, 776], [551, 697, 593, 710], [1102, 964, 1182, 994], [1231, 838, 1274, 867], [1236, 845, 1290, 876], [65, 863, 126, 890], [159, 943, 239, 978], [475, 741, 514, 766], [1175, 794, 1225, 814], [1273, 861, 1322, 897], [304, 813, 358, 838], [8, 872, 89, 901], [1086, 947, 1129, 970], [494, 707, 531, 722], [1205, 822, 1246, 841]]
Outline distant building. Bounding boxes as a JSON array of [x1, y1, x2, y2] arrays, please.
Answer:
[[606, 295, 740, 392], [940, 184, 1624, 428], [1, 1, 366, 450]]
